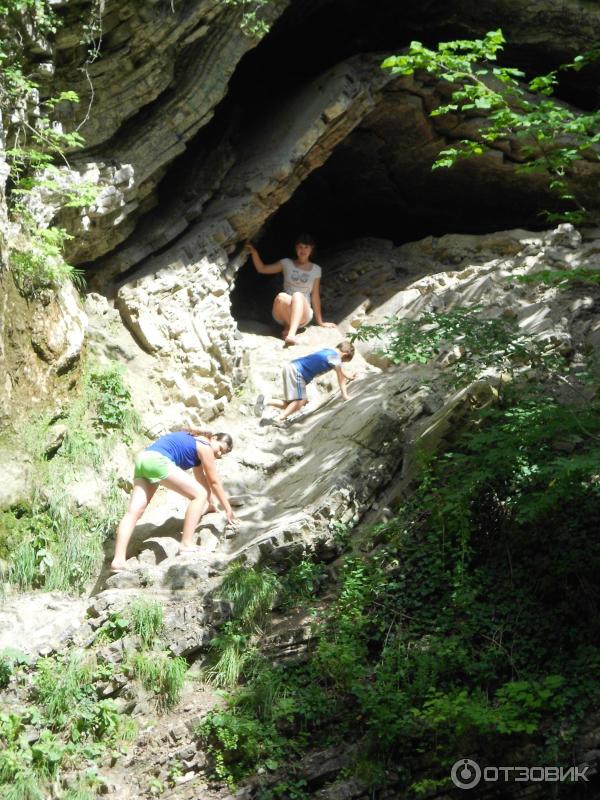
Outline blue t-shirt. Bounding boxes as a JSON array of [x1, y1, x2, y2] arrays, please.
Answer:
[[292, 348, 341, 383], [146, 432, 203, 470]]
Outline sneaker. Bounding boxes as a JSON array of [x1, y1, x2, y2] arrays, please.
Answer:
[[254, 394, 265, 417]]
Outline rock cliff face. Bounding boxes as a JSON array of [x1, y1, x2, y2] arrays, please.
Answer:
[[3, 0, 600, 427]]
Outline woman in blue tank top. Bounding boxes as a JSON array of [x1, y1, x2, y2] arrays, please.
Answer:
[[110, 429, 238, 571]]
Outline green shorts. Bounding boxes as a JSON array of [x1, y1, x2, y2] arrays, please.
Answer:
[[134, 451, 172, 483]]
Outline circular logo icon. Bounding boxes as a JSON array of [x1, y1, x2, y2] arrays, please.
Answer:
[[451, 758, 482, 790]]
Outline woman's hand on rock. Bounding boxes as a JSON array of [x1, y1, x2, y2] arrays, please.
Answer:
[[319, 321, 337, 328]]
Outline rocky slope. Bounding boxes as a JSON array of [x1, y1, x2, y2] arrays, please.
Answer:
[[2, 223, 600, 797]]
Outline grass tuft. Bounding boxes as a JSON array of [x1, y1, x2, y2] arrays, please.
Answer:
[[219, 563, 280, 630], [130, 599, 164, 648], [129, 651, 187, 710]]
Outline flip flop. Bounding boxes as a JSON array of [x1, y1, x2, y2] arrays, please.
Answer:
[[109, 564, 129, 573]]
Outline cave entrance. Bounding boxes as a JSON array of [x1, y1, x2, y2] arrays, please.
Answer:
[[230, 109, 552, 329]]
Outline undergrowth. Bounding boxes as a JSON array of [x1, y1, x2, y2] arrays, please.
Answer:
[[0, 362, 138, 593], [197, 379, 600, 794], [0, 650, 134, 799]]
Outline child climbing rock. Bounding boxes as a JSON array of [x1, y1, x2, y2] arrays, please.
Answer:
[[110, 430, 238, 571], [245, 234, 336, 346], [255, 341, 356, 426]]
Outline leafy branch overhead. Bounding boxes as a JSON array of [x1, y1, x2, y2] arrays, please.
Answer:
[[382, 30, 600, 224]]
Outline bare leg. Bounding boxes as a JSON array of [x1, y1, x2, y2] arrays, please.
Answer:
[[286, 292, 310, 343], [265, 398, 287, 409], [272, 293, 311, 344], [161, 465, 209, 549], [277, 398, 307, 421], [111, 481, 158, 569], [272, 293, 292, 339]]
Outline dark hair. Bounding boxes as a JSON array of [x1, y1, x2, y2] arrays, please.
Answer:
[[213, 432, 233, 452], [337, 340, 355, 360], [185, 429, 233, 452], [294, 233, 316, 250]]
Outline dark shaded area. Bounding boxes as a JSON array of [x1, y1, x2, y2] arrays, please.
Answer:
[[229, 0, 600, 127]]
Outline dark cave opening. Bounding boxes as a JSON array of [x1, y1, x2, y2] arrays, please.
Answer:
[[229, 125, 558, 325], [178, 1, 589, 325], [94, 0, 598, 305]]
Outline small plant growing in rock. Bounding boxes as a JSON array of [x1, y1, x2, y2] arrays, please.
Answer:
[[147, 776, 165, 796], [203, 564, 280, 687], [87, 364, 139, 438], [166, 759, 184, 785], [95, 612, 130, 644], [280, 559, 326, 606], [0, 647, 30, 688], [203, 623, 257, 688], [128, 652, 187, 711], [224, 0, 272, 37], [129, 599, 164, 648], [219, 562, 280, 630]]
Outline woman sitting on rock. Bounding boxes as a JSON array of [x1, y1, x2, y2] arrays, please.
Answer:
[[110, 429, 238, 571], [245, 234, 336, 346]]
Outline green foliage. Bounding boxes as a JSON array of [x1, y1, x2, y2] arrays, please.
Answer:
[[198, 378, 600, 792], [204, 623, 257, 688], [197, 708, 287, 788], [223, 0, 272, 37], [219, 562, 280, 630], [147, 776, 165, 796], [256, 780, 309, 800], [94, 612, 129, 644], [9, 214, 84, 296], [88, 365, 137, 436], [0, 0, 101, 296], [0, 648, 30, 688], [517, 267, 600, 287], [0, 649, 131, 800], [2, 360, 138, 594], [203, 564, 280, 688], [129, 599, 164, 648], [350, 306, 551, 386], [128, 652, 187, 710], [280, 558, 326, 606], [382, 30, 600, 223]]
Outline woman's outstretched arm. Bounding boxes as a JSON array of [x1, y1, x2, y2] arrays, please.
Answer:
[[245, 241, 283, 275]]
